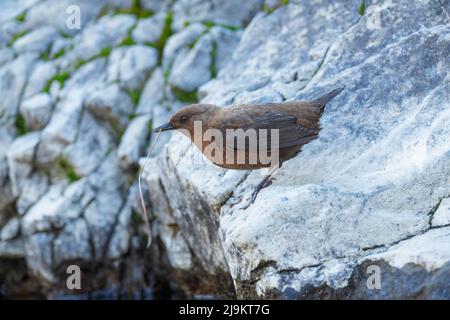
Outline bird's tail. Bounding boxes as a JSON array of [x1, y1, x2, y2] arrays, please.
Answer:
[[313, 87, 345, 106]]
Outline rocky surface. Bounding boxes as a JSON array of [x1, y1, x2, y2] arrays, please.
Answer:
[[143, 0, 450, 299], [1, 0, 449, 299]]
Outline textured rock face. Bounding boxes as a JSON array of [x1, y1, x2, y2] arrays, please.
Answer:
[[1, 0, 449, 300], [143, 0, 450, 299]]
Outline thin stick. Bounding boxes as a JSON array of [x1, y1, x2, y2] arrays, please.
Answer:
[[138, 129, 162, 248]]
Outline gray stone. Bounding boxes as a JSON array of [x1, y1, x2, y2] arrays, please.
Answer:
[[85, 83, 134, 131], [132, 12, 166, 44], [432, 199, 450, 228], [53, 218, 91, 266], [106, 45, 158, 91], [16, 174, 50, 216], [0, 239, 25, 259], [117, 115, 151, 170], [64, 112, 115, 177], [24, 0, 108, 35], [71, 13, 135, 62], [144, 0, 450, 299], [136, 67, 165, 114], [0, 53, 38, 126], [20, 93, 53, 130], [168, 33, 213, 92], [7, 132, 41, 196], [0, 218, 20, 241], [163, 23, 207, 68], [171, 0, 263, 32], [209, 26, 241, 72], [23, 61, 58, 98], [107, 200, 132, 259], [13, 26, 59, 55], [24, 233, 55, 283]]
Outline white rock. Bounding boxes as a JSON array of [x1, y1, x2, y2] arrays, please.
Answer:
[[132, 12, 166, 44], [136, 67, 165, 114], [168, 33, 213, 92], [20, 93, 53, 130], [0, 218, 20, 241], [13, 26, 59, 54], [431, 198, 450, 227], [117, 115, 151, 169], [23, 61, 58, 98], [163, 23, 207, 68], [85, 83, 134, 131]]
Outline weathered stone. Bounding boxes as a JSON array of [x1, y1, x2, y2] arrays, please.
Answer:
[[23, 61, 58, 99], [163, 23, 207, 68], [171, 0, 263, 32], [0, 218, 20, 241], [168, 33, 213, 92], [106, 45, 158, 91], [85, 83, 134, 132], [132, 12, 166, 44], [117, 115, 151, 170], [13, 26, 59, 55], [7, 132, 41, 196], [144, 0, 450, 299], [20, 93, 53, 130], [136, 67, 165, 114], [432, 199, 450, 228]]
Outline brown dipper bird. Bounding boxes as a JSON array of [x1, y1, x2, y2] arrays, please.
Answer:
[[153, 87, 344, 203]]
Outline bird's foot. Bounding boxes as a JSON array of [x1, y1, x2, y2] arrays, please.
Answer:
[[250, 177, 273, 204]]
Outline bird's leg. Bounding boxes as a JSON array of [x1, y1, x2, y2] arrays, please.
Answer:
[[250, 165, 281, 204]]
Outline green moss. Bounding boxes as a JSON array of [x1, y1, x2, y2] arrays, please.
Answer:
[[52, 47, 66, 59], [43, 71, 71, 93], [126, 87, 143, 105], [119, 26, 136, 47], [171, 86, 198, 103], [263, 0, 289, 14], [60, 31, 72, 39], [115, 0, 154, 18], [147, 119, 153, 135], [210, 41, 218, 78], [55, 156, 80, 182], [359, 0, 365, 16], [128, 113, 138, 121], [153, 10, 173, 64], [8, 29, 28, 46], [202, 21, 239, 31], [15, 114, 27, 136], [98, 46, 112, 57], [15, 11, 27, 22], [73, 46, 112, 70]]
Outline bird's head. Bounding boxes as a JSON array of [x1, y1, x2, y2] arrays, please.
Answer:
[[153, 104, 216, 134]]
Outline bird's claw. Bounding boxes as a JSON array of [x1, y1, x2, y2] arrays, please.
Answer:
[[250, 178, 273, 204]]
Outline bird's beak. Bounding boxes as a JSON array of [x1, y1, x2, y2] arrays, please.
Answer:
[[153, 123, 174, 133]]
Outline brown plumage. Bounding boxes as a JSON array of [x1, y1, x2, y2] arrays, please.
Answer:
[[154, 87, 344, 203]]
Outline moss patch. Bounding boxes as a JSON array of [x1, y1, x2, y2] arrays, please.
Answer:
[[202, 21, 240, 31], [55, 156, 80, 182], [126, 87, 143, 106], [15, 114, 27, 136], [8, 29, 28, 46], [359, 0, 365, 16], [43, 71, 71, 93], [52, 47, 66, 59], [73, 46, 112, 70], [263, 0, 289, 14], [210, 41, 218, 78], [115, 0, 154, 18], [15, 11, 27, 23], [152, 10, 173, 64], [171, 86, 197, 103]]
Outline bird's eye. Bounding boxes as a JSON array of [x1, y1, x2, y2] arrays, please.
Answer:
[[180, 115, 188, 123]]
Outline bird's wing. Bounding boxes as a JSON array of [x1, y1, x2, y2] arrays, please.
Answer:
[[218, 110, 318, 150]]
